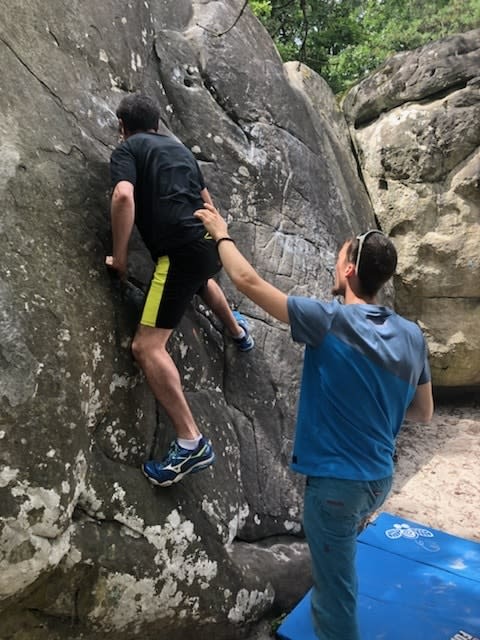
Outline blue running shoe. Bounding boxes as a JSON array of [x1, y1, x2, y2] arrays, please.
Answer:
[[142, 437, 215, 487], [232, 310, 255, 352]]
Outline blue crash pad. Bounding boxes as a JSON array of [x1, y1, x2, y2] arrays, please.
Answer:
[[277, 512, 480, 640]]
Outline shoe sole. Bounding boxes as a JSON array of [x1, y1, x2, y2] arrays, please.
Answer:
[[237, 337, 255, 352], [142, 453, 216, 487]]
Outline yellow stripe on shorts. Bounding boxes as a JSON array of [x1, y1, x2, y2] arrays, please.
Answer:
[[140, 256, 170, 327]]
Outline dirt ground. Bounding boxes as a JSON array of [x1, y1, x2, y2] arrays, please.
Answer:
[[248, 399, 480, 640]]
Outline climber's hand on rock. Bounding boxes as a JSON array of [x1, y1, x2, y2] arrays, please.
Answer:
[[105, 255, 127, 280]]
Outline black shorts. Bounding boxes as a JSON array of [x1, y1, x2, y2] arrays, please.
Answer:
[[140, 235, 222, 329]]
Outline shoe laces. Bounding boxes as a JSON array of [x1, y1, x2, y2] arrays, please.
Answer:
[[162, 440, 183, 464]]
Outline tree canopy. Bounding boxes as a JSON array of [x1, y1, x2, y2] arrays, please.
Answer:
[[249, 0, 480, 94]]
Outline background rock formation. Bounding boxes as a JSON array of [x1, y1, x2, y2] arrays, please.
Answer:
[[343, 29, 480, 391], [0, 1, 374, 638]]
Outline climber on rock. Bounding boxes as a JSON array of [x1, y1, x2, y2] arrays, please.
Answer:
[[106, 93, 254, 487]]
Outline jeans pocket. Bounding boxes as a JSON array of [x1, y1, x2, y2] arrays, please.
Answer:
[[368, 476, 393, 510]]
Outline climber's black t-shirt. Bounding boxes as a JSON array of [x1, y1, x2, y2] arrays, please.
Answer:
[[110, 132, 206, 259]]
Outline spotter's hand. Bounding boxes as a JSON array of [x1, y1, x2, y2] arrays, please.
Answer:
[[194, 203, 229, 241]]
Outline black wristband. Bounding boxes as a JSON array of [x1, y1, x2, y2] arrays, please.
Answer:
[[216, 237, 236, 248]]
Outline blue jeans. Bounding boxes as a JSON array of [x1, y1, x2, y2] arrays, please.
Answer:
[[303, 475, 393, 640]]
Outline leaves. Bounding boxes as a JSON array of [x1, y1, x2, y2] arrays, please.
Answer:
[[249, 0, 480, 93]]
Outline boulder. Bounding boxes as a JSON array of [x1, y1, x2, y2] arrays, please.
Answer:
[[0, 1, 374, 638], [343, 30, 480, 390]]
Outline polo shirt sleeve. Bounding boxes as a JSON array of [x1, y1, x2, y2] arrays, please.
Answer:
[[418, 337, 432, 385], [110, 143, 137, 189], [287, 296, 338, 348]]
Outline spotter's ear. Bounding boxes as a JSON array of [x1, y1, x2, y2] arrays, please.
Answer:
[[345, 262, 356, 279]]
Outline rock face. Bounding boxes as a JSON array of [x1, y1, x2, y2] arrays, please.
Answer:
[[343, 30, 480, 390], [0, 1, 375, 639]]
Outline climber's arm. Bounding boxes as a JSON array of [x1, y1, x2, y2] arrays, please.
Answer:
[[200, 187, 214, 207], [106, 180, 135, 280]]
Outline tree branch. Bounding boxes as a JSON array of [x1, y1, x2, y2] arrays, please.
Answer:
[[297, 0, 309, 63], [197, 0, 249, 37]]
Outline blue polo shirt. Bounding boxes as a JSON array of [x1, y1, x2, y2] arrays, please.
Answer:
[[287, 297, 430, 481]]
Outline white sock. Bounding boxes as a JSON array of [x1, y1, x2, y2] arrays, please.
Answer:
[[233, 328, 246, 340], [177, 435, 202, 450]]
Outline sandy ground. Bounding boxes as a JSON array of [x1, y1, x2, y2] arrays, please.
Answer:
[[248, 400, 480, 640], [383, 401, 480, 541]]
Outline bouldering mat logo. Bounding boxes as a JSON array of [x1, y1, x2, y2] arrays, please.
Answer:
[[449, 631, 480, 640], [385, 523, 434, 540], [384, 523, 440, 552]]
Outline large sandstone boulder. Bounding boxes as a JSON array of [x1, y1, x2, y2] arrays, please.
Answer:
[[0, 1, 375, 638], [343, 30, 480, 391]]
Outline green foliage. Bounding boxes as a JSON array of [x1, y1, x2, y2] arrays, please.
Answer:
[[249, 0, 272, 20], [249, 0, 480, 93]]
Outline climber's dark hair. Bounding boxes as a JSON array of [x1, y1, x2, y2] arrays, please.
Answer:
[[347, 230, 397, 296], [116, 94, 160, 134]]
